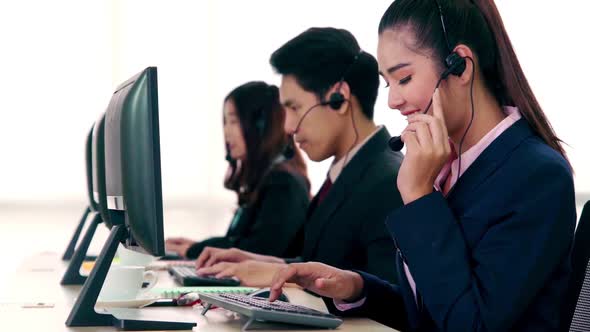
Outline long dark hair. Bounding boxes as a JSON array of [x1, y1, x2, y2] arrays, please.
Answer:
[[379, 0, 570, 166], [223, 81, 309, 205]]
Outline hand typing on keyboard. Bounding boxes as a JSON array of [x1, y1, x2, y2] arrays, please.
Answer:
[[165, 237, 195, 258], [197, 261, 287, 287], [195, 247, 285, 269], [169, 266, 240, 286], [269, 262, 365, 303]]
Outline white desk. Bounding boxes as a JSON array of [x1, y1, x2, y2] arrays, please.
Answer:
[[0, 252, 399, 331]]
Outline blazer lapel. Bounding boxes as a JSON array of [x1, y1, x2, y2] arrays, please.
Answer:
[[302, 127, 392, 260], [446, 119, 536, 208]]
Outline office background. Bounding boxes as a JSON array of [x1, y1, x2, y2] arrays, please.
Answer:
[[0, 0, 588, 288]]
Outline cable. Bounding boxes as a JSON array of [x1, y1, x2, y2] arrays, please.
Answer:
[[456, 56, 476, 182], [341, 101, 358, 167]]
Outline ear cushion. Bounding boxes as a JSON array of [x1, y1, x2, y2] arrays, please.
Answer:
[[327, 92, 345, 110], [283, 139, 295, 160], [442, 52, 466, 79], [255, 117, 265, 136]]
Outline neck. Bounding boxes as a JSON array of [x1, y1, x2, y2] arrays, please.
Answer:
[[449, 84, 505, 155], [333, 112, 377, 162]]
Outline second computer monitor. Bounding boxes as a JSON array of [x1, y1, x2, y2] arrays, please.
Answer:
[[102, 66, 164, 257]]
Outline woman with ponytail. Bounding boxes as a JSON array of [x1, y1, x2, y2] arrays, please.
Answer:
[[166, 81, 310, 259], [269, 1, 576, 331]]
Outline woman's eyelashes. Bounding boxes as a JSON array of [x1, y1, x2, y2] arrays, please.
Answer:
[[399, 75, 412, 85], [383, 75, 412, 88]]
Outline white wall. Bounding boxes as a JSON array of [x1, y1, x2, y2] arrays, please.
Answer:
[[0, 0, 588, 207]]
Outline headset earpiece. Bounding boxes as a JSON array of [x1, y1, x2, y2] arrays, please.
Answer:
[[255, 116, 265, 136], [225, 143, 236, 166], [321, 50, 364, 111], [283, 136, 295, 160], [434, 0, 466, 80], [441, 52, 466, 79], [326, 92, 346, 110]]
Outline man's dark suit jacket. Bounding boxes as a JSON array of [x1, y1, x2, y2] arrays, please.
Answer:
[[287, 127, 404, 284]]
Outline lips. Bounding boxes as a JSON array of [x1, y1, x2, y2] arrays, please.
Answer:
[[401, 109, 420, 117]]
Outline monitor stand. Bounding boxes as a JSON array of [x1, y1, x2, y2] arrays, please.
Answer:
[[65, 224, 196, 330], [61, 212, 103, 285], [62, 207, 91, 260]]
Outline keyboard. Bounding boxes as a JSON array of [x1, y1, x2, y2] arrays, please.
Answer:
[[147, 260, 194, 271], [198, 292, 343, 329], [160, 251, 183, 260], [168, 266, 241, 287]]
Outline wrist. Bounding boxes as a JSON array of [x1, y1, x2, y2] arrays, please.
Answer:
[[270, 256, 287, 264], [255, 253, 283, 264], [401, 186, 433, 205], [182, 243, 194, 257], [343, 271, 364, 302]]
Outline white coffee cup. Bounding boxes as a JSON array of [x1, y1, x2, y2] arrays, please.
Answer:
[[116, 245, 154, 267], [98, 265, 158, 301]]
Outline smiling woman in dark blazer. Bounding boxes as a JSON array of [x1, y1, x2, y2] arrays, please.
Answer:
[[166, 81, 310, 259], [268, 1, 576, 331]]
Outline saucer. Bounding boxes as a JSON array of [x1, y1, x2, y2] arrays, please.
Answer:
[[96, 294, 160, 308]]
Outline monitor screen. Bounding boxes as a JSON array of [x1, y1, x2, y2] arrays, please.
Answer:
[[102, 67, 164, 256]]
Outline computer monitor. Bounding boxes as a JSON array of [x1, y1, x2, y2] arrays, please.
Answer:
[[66, 67, 195, 330], [103, 66, 164, 256], [62, 125, 98, 261], [61, 114, 111, 285]]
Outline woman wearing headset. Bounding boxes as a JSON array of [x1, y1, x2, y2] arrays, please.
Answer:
[[269, 1, 576, 331], [166, 81, 310, 259]]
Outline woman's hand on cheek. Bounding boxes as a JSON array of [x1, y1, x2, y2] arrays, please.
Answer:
[[397, 89, 451, 204]]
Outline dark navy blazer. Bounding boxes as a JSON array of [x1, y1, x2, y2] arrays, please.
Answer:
[[328, 119, 576, 332]]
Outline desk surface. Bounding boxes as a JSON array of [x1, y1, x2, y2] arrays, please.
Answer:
[[0, 252, 398, 332]]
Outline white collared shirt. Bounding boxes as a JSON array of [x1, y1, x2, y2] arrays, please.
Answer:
[[328, 125, 383, 183]]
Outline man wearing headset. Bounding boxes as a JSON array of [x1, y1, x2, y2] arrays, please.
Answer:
[[193, 27, 405, 286]]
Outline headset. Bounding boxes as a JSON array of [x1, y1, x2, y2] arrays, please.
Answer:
[[226, 114, 267, 165], [388, 0, 467, 152], [252, 86, 298, 160], [389, 0, 477, 189], [322, 49, 363, 110], [226, 85, 277, 164], [255, 113, 266, 137], [226, 85, 296, 165], [254, 85, 279, 138], [291, 50, 364, 133], [284, 50, 364, 163]]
